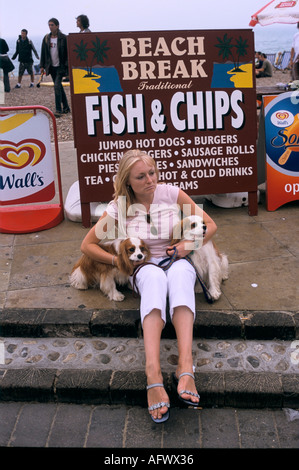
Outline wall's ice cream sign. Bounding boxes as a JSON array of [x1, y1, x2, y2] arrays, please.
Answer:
[[0, 112, 55, 205], [264, 92, 299, 210]]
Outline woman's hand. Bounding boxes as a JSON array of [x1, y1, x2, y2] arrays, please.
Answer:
[[166, 241, 193, 259]]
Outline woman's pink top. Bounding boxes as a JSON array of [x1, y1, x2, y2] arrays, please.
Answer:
[[105, 184, 180, 257]]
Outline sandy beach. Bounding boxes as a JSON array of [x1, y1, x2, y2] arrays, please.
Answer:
[[2, 68, 293, 142]]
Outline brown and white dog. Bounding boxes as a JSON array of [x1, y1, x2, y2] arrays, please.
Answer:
[[172, 215, 229, 301], [70, 237, 151, 301]]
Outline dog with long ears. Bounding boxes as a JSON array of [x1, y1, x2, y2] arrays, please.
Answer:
[[70, 237, 151, 301], [171, 215, 229, 301]]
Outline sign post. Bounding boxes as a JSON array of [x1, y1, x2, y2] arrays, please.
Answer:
[[0, 106, 64, 233], [68, 29, 258, 226], [264, 92, 299, 211]]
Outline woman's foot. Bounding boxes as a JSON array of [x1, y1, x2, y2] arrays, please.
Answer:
[[147, 383, 170, 422], [175, 369, 200, 406]]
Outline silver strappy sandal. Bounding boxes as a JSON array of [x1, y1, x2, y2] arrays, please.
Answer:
[[146, 383, 170, 423], [173, 372, 200, 407]]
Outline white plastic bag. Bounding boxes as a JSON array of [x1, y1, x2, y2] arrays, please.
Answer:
[[283, 408, 299, 422]]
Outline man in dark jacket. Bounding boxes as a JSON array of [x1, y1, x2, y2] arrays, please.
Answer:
[[40, 18, 70, 117], [12, 29, 39, 88]]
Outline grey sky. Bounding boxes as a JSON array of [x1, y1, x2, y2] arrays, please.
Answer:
[[0, 0, 270, 38]]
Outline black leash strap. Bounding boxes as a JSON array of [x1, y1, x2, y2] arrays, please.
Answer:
[[185, 254, 214, 304]]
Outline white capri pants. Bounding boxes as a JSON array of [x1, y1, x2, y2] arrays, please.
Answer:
[[130, 257, 197, 326]]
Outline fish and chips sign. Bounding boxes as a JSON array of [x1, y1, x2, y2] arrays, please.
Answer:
[[68, 29, 258, 225]]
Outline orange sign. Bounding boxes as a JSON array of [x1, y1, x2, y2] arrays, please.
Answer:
[[264, 93, 299, 211]]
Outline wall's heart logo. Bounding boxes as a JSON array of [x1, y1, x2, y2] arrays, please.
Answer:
[[275, 112, 289, 120], [0, 139, 46, 170]]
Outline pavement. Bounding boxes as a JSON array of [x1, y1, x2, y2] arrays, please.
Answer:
[[1, 140, 299, 449]]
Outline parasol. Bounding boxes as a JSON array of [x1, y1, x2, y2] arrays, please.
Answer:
[[250, 0, 299, 26]]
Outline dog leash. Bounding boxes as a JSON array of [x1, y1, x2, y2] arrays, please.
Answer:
[[157, 247, 179, 270], [185, 254, 214, 304], [132, 247, 214, 303], [131, 248, 179, 295], [164, 247, 214, 304]]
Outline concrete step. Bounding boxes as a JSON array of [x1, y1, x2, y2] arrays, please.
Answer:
[[1, 336, 298, 408], [1, 308, 298, 340], [1, 308, 298, 408]]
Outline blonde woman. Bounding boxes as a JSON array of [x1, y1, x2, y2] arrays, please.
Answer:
[[80, 149, 217, 423]]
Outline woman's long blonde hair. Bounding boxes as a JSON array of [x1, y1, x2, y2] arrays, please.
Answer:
[[113, 149, 159, 210]]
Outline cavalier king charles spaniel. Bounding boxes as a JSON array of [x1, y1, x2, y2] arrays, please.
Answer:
[[172, 215, 229, 300], [70, 237, 151, 301]]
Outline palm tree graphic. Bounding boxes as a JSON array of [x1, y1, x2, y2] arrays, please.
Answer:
[[73, 37, 110, 77], [215, 34, 249, 72]]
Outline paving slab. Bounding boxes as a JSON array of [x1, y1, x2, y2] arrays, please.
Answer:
[[1, 402, 299, 449]]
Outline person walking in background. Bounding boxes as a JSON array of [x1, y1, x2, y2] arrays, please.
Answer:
[[290, 22, 299, 80], [12, 29, 39, 88], [40, 17, 70, 117], [0, 37, 14, 93], [76, 14, 91, 32]]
